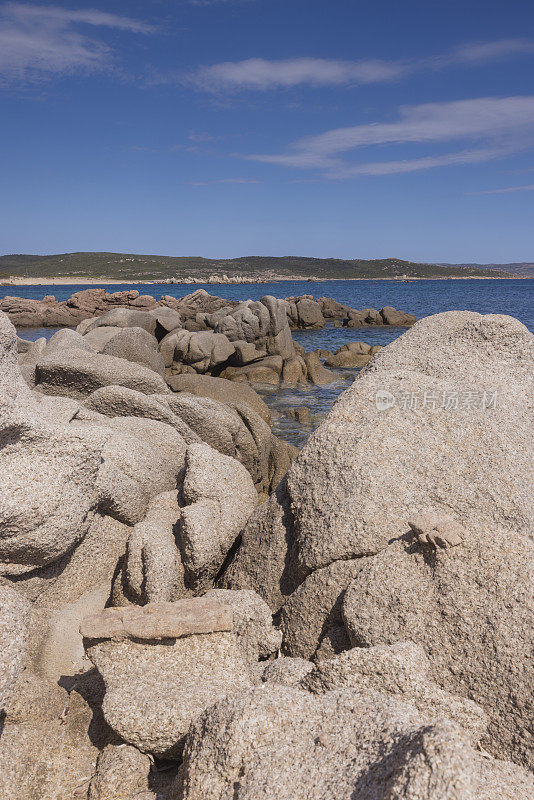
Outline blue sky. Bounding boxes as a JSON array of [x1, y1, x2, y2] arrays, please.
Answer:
[[1, 0, 533, 262]]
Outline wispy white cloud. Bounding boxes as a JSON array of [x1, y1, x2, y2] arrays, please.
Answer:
[[435, 38, 534, 66], [0, 2, 154, 86], [468, 183, 534, 195], [245, 96, 534, 179], [184, 57, 407, 91], [183, 39, 534, 92], [187, 177, 260, 186]]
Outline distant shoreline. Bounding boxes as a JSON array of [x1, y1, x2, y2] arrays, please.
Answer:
[[0, 274, 528, 287]]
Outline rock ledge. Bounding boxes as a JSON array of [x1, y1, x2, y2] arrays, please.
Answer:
[[80, 597, 233, 641]]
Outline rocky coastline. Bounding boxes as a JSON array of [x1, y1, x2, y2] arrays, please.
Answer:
[[1, 298, 533, 799], [0, 286, 417, 329]]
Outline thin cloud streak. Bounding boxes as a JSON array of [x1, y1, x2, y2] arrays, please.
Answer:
[[468, 183, 534, 195], [0, 2, 154, 85], [187, 178, 261, 186], [183, 39, 534, 92], [245, 96, 534, 179]]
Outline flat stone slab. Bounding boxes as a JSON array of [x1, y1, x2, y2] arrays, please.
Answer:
[[80, 598, 233, 641]]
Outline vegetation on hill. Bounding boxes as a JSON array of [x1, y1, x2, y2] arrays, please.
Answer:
[[440, 262, 534, 277], [0, 252, 516, 280]]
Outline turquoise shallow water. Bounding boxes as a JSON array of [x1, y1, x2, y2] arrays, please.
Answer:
[[8, 278, 533, 446]]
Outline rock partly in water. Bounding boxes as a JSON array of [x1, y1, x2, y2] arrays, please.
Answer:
[[324, 341, 375, 368]]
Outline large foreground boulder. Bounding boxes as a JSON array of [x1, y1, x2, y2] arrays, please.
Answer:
[[222, 311, 534, 767], [178, 684, 533, 800], [341, 526, 533, 767]]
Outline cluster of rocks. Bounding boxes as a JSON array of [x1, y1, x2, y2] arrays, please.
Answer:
[[1, 307, 532, 800], [1, 286, 417, 332], [16, 292, 347, 387], [286, 294, 417, 329]]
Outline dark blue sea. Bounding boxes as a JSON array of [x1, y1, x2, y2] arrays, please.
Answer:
[[7, 279, 533, 445]]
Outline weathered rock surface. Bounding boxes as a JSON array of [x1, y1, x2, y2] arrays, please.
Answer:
[[43, 327, 95, 355], [0, 584, 30, 709], [262, 657, 314, 686], [82, 324, 122, 351], [0, 419, 106, 574], [204, 589, 282, 670], [343, 305, 416, 327], [302, 350, 337, 385], [165, 392, 293, 494], [316, 296, 352, 319], [26, 513, 131, 681], [220, 479, 299, 612], [83, 306, 158, 336], [286, 295, 325, 329], [278, 558, 364, 659], [179, 444, 258, 591], [96, 416, 187, 525], [178, 684, 533, 800], [206, 295, 294, 359], [122, 491, 183, 605], [101, 325, 166, 376], [160, 328, 236, 372], [220, 311, 533, 769], [301, 641, 488, 743], [80, 384, 200, 442], [34, 347, 169, 398], [283, 405, 312, 423], [0, 669, 102, 800], [380, 305, 418, 325], [342, 530, 534, 767], [219, 354, 284, 384], [84, 599, 251, 757], [167, 371, 271, 423], [89, 744, 153, 800]]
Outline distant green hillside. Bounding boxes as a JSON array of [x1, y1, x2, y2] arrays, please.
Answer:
[[0, 252, 515, 280], [440, 262, 534, 277]]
